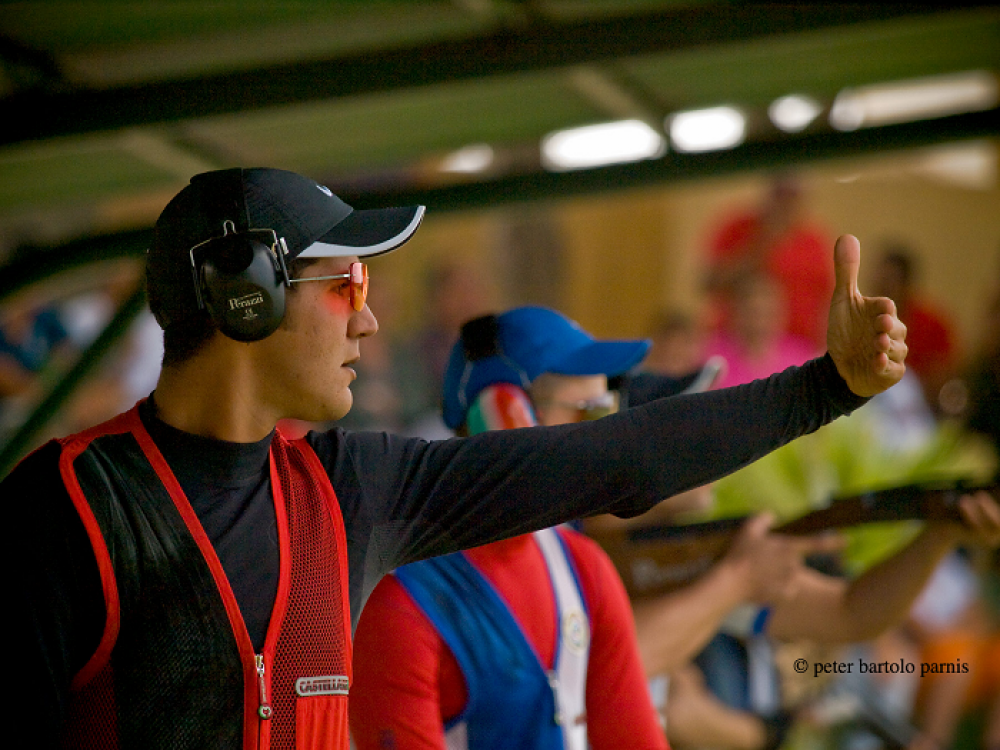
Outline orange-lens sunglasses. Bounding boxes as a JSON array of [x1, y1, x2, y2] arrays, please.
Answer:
[[289, 261, 369, 311]]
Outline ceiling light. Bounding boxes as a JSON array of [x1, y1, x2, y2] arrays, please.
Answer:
[[912, 141, 997, 191], [830, 70, 998, 131], [769, 95, 822, 133], [540, 119, 665, 171], [440, 144, 495, 173], [667, 107, 746, 153]]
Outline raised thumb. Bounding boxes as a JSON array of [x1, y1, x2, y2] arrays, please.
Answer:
[[833, 234, 861, 300]]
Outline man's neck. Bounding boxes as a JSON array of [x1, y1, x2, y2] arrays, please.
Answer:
[[153, 354, 279, 443]]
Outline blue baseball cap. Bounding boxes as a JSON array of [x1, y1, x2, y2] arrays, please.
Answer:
[[442, 306, 651, 429]]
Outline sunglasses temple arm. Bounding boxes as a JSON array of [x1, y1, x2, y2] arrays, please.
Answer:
[[276, 237, 292, 287]]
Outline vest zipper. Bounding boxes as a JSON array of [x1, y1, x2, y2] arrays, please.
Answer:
[[256, 654, 273, 720]]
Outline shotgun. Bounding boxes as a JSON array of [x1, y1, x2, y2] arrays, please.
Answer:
[[588, 478, 992, 600]]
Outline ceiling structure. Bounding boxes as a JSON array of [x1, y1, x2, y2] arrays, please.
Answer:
[[1, 1, 998, 278], [0, 1, 997, 470]]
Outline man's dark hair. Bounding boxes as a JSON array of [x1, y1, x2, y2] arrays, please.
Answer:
[[161, 314, 217, 367]]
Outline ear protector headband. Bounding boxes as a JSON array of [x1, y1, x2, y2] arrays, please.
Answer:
[[188, 171, 292, 342], [455, 314, 532, 413]]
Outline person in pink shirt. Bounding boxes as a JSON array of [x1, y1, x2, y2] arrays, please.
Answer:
[[705, 272, 819, 389]]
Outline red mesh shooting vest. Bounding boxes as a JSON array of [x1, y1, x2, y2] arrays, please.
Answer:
[[56, 405, 352, 749]]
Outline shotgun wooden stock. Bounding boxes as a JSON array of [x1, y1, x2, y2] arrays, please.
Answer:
[[589, 479, 991, 600]]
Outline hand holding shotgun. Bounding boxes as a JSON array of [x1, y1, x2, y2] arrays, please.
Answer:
[[591, 479, 1000, 601], [587, 481, 1000, 678]]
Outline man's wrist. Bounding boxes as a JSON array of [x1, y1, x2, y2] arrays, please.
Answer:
[[708, 553, 759, 611], [818, 352, 869, 414]]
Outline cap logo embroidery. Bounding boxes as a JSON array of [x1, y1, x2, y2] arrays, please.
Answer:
[[316, 184, 334, 197], [295, 675, 350, 697]]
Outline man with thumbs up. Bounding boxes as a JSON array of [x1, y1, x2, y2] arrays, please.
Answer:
[[11, 173, 919, 750]]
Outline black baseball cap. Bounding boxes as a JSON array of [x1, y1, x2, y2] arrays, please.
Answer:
[[147, 167, 425, 328]]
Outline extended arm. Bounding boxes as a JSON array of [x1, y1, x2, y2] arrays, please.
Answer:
[[352, 234, 899, 554]]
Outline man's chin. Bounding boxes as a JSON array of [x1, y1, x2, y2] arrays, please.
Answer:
[[287, 392, 353, 426], [324, 392, 354, 423]]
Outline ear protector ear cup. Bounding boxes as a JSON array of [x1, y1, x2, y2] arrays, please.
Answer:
[[461, 314, 501, 361], [200, 234, 286, 342]]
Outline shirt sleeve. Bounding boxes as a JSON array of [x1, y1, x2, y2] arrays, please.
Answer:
[[618, 370, 698, 407], [562, 529, 669, 750], [319, 353, 866, 602], [349, 575, 456, 750]]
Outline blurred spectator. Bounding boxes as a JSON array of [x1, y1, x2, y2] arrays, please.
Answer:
[[963, 283, 1000, 461], [862, 370, 939, 456], [642, 308, 708, 377], [641, 269, 981, 750], [0, 293, 76, 436], [705, 173, 834, 349], [911, 278, 1000, 748], [703, 272, 819, 390], [351, 308, 667, 749], [0, 296, 72, 394], [54, 264, 163, 432], [904, 551, 994, 750], [870, 243, 959, 416]]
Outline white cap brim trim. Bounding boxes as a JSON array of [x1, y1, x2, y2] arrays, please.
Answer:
[[297, 206, 426, 259]]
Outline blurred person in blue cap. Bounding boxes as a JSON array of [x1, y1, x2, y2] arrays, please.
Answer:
[[351, 305, 683, 750], [440, 305, 650, 433], [6, 168, 965, 750]]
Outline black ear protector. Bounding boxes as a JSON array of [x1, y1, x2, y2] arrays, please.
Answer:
[[193, 221, 289, 342], [186, 168, 292, 342], [460, 314, 501, 361]]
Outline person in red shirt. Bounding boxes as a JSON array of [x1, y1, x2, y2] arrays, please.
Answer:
[[870, 245, 959, 413], [350, 307, 672, 750], [705, 174, 834, 349]]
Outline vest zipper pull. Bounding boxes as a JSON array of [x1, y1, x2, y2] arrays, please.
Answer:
[[256, 654, 273, 720]]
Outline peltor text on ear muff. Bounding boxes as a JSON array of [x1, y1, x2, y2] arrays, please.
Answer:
[[199, 231, 286, 342]]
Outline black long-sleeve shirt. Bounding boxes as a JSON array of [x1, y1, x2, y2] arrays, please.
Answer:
[[9, 354, 864, 739]]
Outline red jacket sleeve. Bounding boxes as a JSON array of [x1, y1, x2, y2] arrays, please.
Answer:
[[350, 575, 465, 750], [560, 528, 670, 750]]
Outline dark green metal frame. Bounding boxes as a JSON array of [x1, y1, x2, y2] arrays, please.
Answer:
[[1, 105, 996, 478]]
